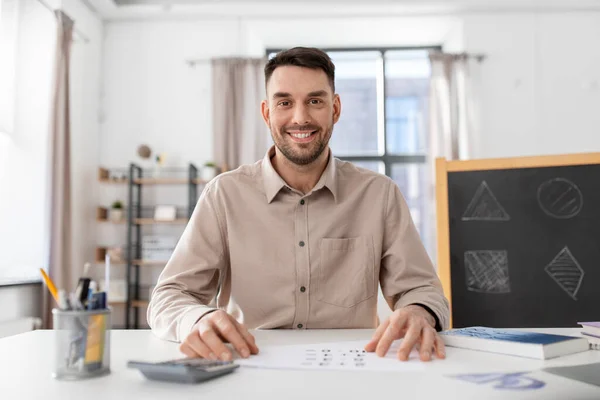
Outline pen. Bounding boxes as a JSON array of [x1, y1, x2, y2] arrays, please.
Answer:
[[39, 268, 60, 304], [105, 254, 110, 303], [58, 289, 69, 310]]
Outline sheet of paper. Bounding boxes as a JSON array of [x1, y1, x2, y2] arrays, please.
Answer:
[[235, 340, 426, 372]]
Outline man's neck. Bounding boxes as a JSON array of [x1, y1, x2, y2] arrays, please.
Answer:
[[271, 148, 330, 194]]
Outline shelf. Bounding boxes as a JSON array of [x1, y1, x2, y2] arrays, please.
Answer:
[[132, 260, 169, 266], [132, 178, 208, 185], [133, 218, 189, 225], [109, 300, 149, 308], [94, 259, 167, 266], [98, 167, 208, 185], [96, 207, 126, 223], [98, 167, 128, 183]]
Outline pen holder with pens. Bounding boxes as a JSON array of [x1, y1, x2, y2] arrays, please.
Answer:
[[52, 307, 112, 380]]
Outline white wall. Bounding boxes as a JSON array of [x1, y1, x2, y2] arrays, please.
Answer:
[[463, 13, 600, 158]]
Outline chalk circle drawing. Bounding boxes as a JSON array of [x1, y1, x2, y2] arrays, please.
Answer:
[[465, 250, 510, 293], [544, 246, 584, 300], [450, 372, 545, 390], [537, 178, 583, 219], [462, 181, 511, 221]]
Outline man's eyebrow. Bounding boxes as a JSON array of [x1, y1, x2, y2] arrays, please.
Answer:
[[272, 92, 292, 99], [307, 90, 328, 98]]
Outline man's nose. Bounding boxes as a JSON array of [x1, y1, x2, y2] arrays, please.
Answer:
[[291, 104, 311, 125]]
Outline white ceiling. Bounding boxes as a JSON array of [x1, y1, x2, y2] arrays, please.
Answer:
[[90, 0, 600, 20]]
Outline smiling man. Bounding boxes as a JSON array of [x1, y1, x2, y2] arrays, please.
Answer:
[[148, 47, 450, 363]]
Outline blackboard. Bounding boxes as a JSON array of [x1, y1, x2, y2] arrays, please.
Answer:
[[437, 155, 600, 328]]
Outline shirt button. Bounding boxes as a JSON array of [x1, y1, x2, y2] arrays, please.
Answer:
[[300, 199, 305, 205], [299, 241, 305, 247], [297, 324, 303, 329], [300, 286, 306, 293]]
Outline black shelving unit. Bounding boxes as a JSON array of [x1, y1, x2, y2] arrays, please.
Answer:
[[124, 163, 203, 329]]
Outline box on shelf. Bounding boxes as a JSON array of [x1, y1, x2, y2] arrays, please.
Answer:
[[141, 236, 177, 261]]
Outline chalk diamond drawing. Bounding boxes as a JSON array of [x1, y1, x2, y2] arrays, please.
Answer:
[[537, 178, 583, 219], [465, 250, 511, 293], [462, 181, 511, 221], [545, 247, 584, 300]]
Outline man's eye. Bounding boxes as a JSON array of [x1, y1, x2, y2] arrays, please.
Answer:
[[309, 99, 322, 105], [278, 101, 290, 107]]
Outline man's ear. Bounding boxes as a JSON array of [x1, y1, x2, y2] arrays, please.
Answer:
[[332, 93, 342, 124], [261, 99, 270, 128]]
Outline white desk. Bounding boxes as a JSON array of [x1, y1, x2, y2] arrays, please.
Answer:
[[1, 328, 600, 399]]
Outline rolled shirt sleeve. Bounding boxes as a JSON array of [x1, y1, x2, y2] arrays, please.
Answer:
[[379, 179, 450, 331], [147, 182, 228, 342]]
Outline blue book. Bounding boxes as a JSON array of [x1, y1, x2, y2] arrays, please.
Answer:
[[440, 327, 589, 359]]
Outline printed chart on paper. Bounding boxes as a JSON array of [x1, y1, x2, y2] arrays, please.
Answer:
[[235, 340, 426, 372]]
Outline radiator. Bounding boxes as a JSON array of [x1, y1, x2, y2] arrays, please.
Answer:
[[0, 317, 42, 339]]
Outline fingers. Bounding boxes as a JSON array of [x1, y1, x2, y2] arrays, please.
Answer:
[[375, 313, 408, 357], [232, 319, 259, 354], [435, 334, 446, 359], [179, 342, 197, 358], [364, 319, 389, 352], [179, 335, 216, 360], [198, 322, 233, 361], [418, 326, 435, 362], [212, 312, 251, 359], [187, 331, 218, 360], [396, 323, 422, 361]]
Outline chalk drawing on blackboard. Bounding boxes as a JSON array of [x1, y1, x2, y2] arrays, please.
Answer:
[[465, 250, 511, 293], [462, 181, 511, 221], [544, 247, 584, 300], [537, 178, 583, 219]]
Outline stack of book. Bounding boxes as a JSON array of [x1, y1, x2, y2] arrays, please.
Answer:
[[439, 326, 590, 359], [578, 322, 600, 350]]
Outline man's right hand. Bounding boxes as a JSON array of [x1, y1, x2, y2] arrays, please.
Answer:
[[179, 310, 259, 361]]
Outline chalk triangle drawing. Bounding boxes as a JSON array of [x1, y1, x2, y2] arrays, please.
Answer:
[[462, 181, 511, 221], [544, 246, 584, 300]]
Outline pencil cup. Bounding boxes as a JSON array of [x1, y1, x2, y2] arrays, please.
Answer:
[[52, 307, 111, 380]]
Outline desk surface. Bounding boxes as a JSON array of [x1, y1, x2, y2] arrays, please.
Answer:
[[2, 328, 600, 399]]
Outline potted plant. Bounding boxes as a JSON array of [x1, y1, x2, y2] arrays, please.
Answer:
[[109, 200, 124, 222], [202, 161, 219, 181]]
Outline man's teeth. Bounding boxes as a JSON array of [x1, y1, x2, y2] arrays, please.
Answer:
[[290, 132, 313, 139]]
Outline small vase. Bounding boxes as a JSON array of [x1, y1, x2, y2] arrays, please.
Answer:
[[109, 209, 123, 222], [201, 166, 218, 181]]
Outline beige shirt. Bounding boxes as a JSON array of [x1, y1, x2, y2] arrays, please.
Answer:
[[148, 147, 449, 342]]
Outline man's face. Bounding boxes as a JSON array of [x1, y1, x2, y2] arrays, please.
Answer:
[[261, 66, 341, 166]]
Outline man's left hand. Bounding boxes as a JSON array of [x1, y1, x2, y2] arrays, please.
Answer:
[[364, 305, 445, 362]]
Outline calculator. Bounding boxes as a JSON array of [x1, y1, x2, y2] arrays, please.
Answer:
[[127, 357, 240, 384]]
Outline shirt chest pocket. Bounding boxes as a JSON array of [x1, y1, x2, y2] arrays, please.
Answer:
[[316, 237, 376, 308]]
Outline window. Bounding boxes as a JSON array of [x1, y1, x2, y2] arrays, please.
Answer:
[[0, 0, 18, 135], [0, 0, 55, 284], [266, 48, 436, 260], [328, 49, 435, 259]]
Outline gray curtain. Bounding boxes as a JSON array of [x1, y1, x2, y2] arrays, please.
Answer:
[[212, 58, 269, 172], [427, 51, 482, 267], [43, 10, 74, 328], [428, 52, 481, 160]]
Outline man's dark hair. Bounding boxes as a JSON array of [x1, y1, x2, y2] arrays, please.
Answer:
[[264, 47, 335, 92]]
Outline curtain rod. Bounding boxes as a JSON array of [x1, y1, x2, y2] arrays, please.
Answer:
[[36, 0, 91, 43], [186, 56, 267, 67]]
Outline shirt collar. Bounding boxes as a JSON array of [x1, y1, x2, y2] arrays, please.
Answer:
[[261, 146, 338, 204]]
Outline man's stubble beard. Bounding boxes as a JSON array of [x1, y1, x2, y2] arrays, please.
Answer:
[[270, 124, 333, 166]]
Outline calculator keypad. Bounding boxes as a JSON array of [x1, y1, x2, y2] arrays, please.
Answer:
[[166, 358, 234, 370]]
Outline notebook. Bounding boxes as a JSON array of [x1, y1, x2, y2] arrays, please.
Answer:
[[440, 327, 590, 360]]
